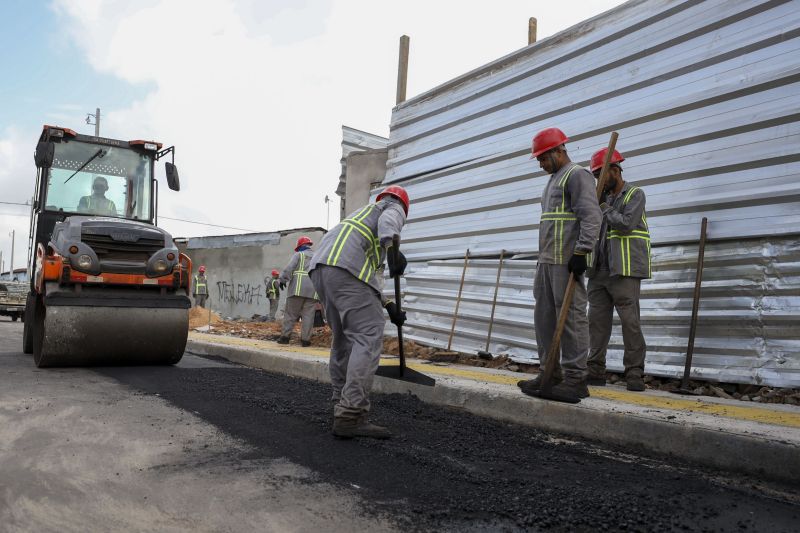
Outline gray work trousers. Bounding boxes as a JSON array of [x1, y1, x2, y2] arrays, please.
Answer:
[[310, 265, 384, 420], [194, 294, 208, 308], [587, 271, 646, 379], [533, 263, 589, 382], [268, 298, 279, 321], [281, 296, 316, 341]]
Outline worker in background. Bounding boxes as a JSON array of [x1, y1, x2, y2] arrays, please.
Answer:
[[78, 176, 117, 216], [265, 269, 281, 321], [585, 148, 651, 392], [194, 266, 208, 308], [518, 128, 602, 401], [278, 237, 318, 347], [309, 185, 409, 439]]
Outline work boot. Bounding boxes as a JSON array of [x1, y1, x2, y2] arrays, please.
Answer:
[[277, 336, 290, 345], [518, 374, 563, 396], [549, 380, 590, 401], [626, 375, 646, 392], [332, 417, 392, 439], [587, 374, 606, 386], [301, 340, 311, 347]]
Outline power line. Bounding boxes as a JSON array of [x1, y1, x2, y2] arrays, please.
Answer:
[[159, 216, 262, 233], [0, 206, 260, 233]]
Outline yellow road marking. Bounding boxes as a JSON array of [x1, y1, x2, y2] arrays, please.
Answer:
[[189, 332, 800, 429]]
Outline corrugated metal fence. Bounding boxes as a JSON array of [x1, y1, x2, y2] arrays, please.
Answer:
[[382, 0, 800, 387]]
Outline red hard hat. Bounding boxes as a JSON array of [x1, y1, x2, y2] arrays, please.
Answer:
[[376, 185, 410, 215], [198, 265, 206, 273], [531, 127, 569, 158], [271, 269, 279, 277], [590, 148, 625, 172], [295, 236, 313, 251]]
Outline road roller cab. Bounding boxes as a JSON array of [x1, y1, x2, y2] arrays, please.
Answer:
[[23, 125, 192, 367]]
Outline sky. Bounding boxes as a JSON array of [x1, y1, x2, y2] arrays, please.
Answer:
[[0, 0, 624, 274]]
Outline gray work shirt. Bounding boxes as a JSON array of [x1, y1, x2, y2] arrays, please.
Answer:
[[309, 197, 407, 295], [280, 249, 318, 299], [588, 182, 651, 279], [538, 162, 602, 265]]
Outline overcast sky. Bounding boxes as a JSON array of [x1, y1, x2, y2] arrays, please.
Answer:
[[0, 0, 624, 273]]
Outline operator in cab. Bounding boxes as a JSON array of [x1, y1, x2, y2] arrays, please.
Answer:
[[78, 176, 117, 216]]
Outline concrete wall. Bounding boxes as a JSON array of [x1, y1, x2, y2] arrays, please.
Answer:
[[343, 148, 387, 217], [182, 228, 326, 319]]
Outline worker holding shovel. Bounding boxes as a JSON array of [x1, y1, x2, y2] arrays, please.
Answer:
[[308, 185, 409, 439], [518, 128, 602, 402]]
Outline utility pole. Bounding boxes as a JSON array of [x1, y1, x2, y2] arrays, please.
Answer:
[[324, 195, 331, 230], [86, 107, 101, 136], [528, 17, 537, 45], [8, 230, 14, 278]]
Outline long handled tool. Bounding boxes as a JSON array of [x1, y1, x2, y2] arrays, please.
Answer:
[[375, 234, 435, 387], [672, 217, 708, 395], [447, 249, 470, 351], [532, 132, 619, 403], [478, 249, 505, 360]]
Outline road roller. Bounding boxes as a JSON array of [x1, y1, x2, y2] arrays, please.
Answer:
[[22, 125, 192, 367]]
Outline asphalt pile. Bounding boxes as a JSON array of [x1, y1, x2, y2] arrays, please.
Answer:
[[103, 363, 800, 532]]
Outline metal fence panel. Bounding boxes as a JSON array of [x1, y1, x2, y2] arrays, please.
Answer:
[[382, 0, 800, 386]]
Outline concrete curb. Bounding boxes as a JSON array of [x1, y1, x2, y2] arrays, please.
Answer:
[[187, 339, 800, 484]]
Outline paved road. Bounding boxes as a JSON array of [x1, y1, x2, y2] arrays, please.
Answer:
[[1, 318, 798, 532]]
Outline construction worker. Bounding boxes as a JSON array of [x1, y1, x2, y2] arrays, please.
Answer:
[[518, 128, 602, 401], [193, 266, 209, 308], [586, 148, 651, 391], [308, 185, 409, 439], [265, 269, 281, 321], [278, 237, 318, 347], [78, 176, 117, 216]]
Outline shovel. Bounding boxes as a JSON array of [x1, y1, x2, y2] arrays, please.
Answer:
[[527, 132, 619, 404], [375, 234, 435, 387]]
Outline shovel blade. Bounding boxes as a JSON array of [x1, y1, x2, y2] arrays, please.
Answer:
[[375, 365, 436, 387]]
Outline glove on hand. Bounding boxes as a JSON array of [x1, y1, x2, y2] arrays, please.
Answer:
[[279, 281, 287, 290], [384, 301, 407, 327], [386, 248, 407, 278], [567, 253, 587, 277]]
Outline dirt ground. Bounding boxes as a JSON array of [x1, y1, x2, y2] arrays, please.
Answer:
[[201, 319, 800, 406]]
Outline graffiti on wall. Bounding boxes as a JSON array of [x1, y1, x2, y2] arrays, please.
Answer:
[[216, 280, 263, 306]]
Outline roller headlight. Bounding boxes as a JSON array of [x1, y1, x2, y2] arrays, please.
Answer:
[[78, 255, 93, 269], [154, 259, 169, 273]]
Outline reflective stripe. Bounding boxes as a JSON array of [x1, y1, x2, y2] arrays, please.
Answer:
[[327, 205, 372, 265], [327, 205, 376, 267], [552, 164, 580, 263], [328, 205, 380, 272], [194, 275, 206, 288], [293, 253, 308, 296]]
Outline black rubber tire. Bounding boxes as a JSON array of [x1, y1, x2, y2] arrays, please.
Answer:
[[32, 296, 48, 368], [22, 292, 36, 354], [11, 314, 18, 322]]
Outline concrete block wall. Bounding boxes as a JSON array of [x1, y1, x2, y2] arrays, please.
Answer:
[[181, 227, 326, 319]]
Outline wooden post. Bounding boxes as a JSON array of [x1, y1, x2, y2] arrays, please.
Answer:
[[484, 250, 506, 353], [528, 17, 537, 45], [447, 249, 470, 351], [396, 35, 410, 104]]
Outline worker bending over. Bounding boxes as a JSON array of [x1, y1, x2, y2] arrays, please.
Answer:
[[278, 237, 318, 347], [309, 185, 409, 439], [519, 128, 602, 401], [265, 269, 281, 321], [586, 148, 651, 391]]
